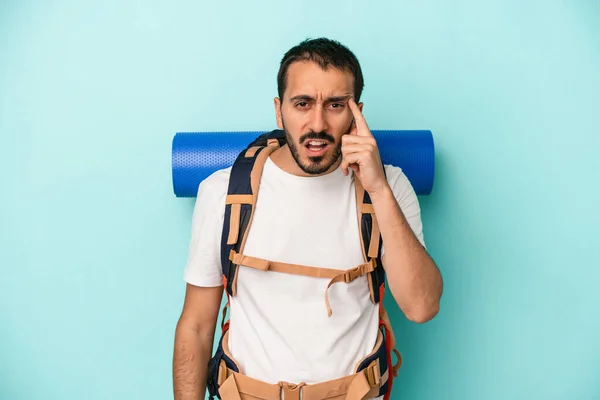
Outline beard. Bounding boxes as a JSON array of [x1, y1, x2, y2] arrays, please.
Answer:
[[282, 119, 351, 176]]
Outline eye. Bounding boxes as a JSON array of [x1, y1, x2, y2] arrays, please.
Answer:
[[295, 102, 309, 108], [329, 103, 345, 109]]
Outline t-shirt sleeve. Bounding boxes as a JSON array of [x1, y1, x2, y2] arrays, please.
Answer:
[[380, 165, 426, 257], [183, 170, 229, 287]]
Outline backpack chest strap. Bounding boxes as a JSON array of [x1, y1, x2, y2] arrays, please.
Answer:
[[229, 250, 376, 316]]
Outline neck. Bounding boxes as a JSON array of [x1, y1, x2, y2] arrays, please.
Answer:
[[269, 144, 342, 177]]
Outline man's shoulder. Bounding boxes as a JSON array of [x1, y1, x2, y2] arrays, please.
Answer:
[[383, 164, 411, 191], [382, 163, 421, 205], [195, 166, 232, 202], [383, 164, 403, 179]]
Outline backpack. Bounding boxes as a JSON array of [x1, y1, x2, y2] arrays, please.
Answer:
[[207, 129, 401, 400]]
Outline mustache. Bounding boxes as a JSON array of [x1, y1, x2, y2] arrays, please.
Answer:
[[299, 131, 335, 144]]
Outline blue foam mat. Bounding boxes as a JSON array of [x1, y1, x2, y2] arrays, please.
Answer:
[[172, 130, 435, 197]]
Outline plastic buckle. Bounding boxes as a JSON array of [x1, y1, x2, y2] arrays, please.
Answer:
[[278, 382, 306, 400], [344, 265, 363, 283]]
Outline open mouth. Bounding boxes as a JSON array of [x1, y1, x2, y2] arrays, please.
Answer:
[[305, 140, 330, 156]]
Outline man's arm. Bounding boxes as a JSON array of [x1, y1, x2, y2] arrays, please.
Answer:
[[173, 283, 223, 400], [341, 98, 442, 323], [370, 186, 443, 323]]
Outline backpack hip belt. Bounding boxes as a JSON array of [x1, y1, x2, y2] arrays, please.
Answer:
[[209, 324, 391, 400]]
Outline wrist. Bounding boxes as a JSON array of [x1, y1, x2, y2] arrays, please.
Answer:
[[368, 182, 393, 203]]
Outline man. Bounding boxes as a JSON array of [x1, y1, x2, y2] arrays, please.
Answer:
[[173, 38, 443, 400]]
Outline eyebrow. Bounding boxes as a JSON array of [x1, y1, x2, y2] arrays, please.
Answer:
[[289, 94, 353, 103]]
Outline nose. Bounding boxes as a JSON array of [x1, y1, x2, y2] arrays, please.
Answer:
[[308, 106, 328, 133]]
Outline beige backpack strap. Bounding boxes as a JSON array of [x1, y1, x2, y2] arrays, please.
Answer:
[[354, 177, 382, 260], [323, 260, 376, 317], [237, 138, 279, 255], [230, 251, 345, 279], [225, 195, 253, 245], [229, 250, 375, 316], [353, 176, 382, 305], [380, 306, 402, 377], [227, 139, 280, 296], [219, 374, 243, 400], [354, 176, 368, 262]]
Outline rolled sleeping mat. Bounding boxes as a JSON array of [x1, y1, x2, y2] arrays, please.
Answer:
[[172, 130, 435, 197]]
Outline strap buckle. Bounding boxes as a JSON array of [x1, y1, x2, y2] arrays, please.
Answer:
[[344, 259, 377, 283], [366, 361, 381, 387], [344, 265, 364, 283]]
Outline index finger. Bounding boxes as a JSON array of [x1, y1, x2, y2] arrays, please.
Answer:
[[348, 97, 368, 128], [347, 98, 371, 134]]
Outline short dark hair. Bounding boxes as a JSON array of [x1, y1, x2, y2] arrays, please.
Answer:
[[277, 38, 365, 102]]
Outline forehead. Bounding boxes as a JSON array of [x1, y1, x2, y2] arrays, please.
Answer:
[[284, 60, 354, 99]]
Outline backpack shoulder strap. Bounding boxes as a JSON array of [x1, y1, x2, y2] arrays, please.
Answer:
[[354, 165, 387, 304], [220, 130, 284, 297], [355, 166, 404, 400]]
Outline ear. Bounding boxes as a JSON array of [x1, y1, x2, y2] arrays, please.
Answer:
[[358, 102, 364, 113], [274, 97, 283, 129]]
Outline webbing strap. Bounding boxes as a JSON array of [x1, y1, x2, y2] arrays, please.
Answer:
[[219, 374, 243, 400], [237, 141, 279, 255], [345, 369, 375, 400], [361, 204, 375, 214], [367, 214, 381, 259], [245, 146, 262, 158], [324, 261, 376, 317], [229, 251, 376, 317], [216, 327, 384, 400], [230, 251, 342, 278], [219, 372, 282, 400], [380, 308, 401, 377], [227, 140, 280, 296], [379, 307, 396, 350], [226, 195, 253, 245], [280, 382, 303, 400], [227, 204, 241, 245], [354, 177, 369, 263], [226, 194, 253, 205], [354, 178, 381, 260], [218, 363, 379, 400], [300, 363, 379, 399]]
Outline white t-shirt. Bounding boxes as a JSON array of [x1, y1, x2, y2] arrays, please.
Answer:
[[183, 155, 425, 394]]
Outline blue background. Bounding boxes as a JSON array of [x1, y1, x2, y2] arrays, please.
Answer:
[[1, 1, 599, 399]]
